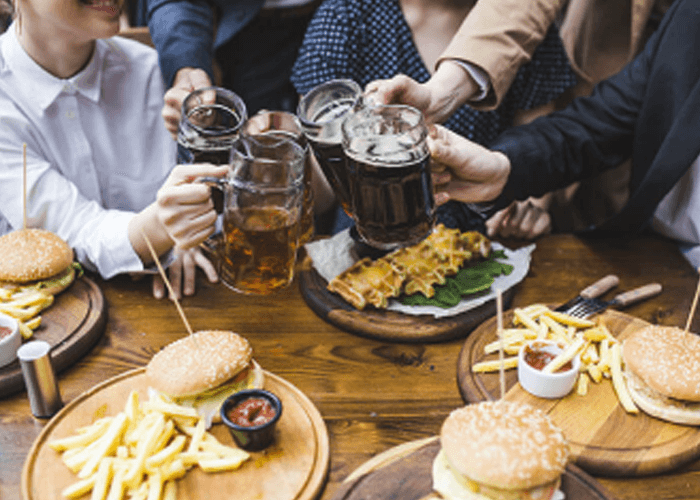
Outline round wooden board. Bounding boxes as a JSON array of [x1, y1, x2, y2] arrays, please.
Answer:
[[457, 308, 700, 477], [330, 436, 616, 500], [297, 256, 515, 343], [22, 368, 330, 500], [0, 275, 106, 397]]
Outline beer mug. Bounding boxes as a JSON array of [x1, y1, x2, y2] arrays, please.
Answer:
[[297, 79, 363, 216], [177, 86, 248, 166], [241, 111, 315, 245], [219, 134, 306, 295], [341, 104, 435, 250]]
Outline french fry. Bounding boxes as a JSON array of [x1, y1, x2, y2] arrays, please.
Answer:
[[141, 399, 199, 420], [610, 342, 639, 413], [18, 320, 33, 339], [78, 413, 129, 478], [145, 435, 186, 469], [61, 475, 96, 499], [577, 372, 589, 396], [542, 336, 587, 374], [124, 414, 166, 489], [90, 458, 113, 500], [543, 310, 596, 329], [198, 454, 249, 473], [471, 356, 518, 373], [49, 418, 112, 452], [146, 471, 164, 500], [162, 481, 177, 500], [513, 308, 541, 333]]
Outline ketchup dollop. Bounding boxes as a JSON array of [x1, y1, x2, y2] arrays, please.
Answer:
[[524, 345, 572, 372], [227, 397, 276, 427], [0, 326, 13, 340]]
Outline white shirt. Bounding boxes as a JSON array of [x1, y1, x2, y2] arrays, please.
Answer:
[[0, 26, 177, 278], [652, 153, 700, 269]]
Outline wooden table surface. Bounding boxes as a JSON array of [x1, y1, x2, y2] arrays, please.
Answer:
[[2, 233, 700, 500]]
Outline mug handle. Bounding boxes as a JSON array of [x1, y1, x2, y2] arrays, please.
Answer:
[[197, 176, 226, 215]]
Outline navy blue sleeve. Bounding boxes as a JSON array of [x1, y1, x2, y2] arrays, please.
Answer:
[[290, 0, 355, 96], [146, 0, 216, 87]]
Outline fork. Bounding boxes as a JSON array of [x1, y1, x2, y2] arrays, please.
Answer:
[[566, 283, 663, 318]]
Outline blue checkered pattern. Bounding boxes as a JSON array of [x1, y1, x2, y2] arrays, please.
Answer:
[[291, 0, 578, 232]]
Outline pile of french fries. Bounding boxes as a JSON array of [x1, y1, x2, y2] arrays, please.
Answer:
[[49, 390, 250, 500], [0, 287, 53, 339], [472, 304, 638, 414]]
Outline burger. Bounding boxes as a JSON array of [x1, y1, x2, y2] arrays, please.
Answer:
[[432, 401, 569, 500], [622, 325, 700, 425], [0, 228, 77, 296], [145, 330, 264, 428]]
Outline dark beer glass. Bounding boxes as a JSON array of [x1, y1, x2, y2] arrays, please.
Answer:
[[177, 87, 248, 165], [297, 79, 363, 216], [341, 104, 435, 250]]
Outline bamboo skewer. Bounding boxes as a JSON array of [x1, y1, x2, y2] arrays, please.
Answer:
[[22, 143, 27, 230], [684, 268, 700, 336], [139, 231, 195, 339], [496, 288, 506, 400]]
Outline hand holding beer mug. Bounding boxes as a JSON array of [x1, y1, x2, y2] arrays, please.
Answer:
[[241, 111, 315, 245], [219, 134, 306, 294], [177, 86, 248, 166], [341, 104, 435, 250], [297, 79, 363, 216]]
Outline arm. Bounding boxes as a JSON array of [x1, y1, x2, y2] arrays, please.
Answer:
[[439, 0, 565, 110], [146, 0, 216, 87]]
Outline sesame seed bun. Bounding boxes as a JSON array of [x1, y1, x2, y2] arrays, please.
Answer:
[[622, 326, 700, 402], [0, 228, 73, 283], [439, 401, 569, 491], [145, 330, 254, 398], [622, 325, 700, 425]]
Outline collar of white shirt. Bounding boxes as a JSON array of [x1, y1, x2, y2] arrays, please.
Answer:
[[0, 25, 104, 114]]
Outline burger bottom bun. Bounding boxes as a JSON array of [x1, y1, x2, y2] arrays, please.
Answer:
[[0, 265, 76, 297], [625, 370, 700, 426]]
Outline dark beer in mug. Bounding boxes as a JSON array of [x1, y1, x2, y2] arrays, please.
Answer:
[[342, 104, 435, 249]]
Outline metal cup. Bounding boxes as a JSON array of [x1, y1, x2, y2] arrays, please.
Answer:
[[17, 340, 63, 418]]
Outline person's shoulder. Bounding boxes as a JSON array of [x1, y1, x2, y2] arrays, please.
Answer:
[[100, 36, 158, 67]]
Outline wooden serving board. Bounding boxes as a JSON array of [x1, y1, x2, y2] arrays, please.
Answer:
[[457, 308, 700, 477], [331, 436, 616, 500], [22, 368, 330, 500], [0, 275, 106, 397], [297, 256, 515, 343]]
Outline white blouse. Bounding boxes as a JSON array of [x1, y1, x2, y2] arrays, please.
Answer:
[[0, 26, 176, 278]]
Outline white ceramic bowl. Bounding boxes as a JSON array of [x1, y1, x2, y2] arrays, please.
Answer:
[[518, 340, 580, 399], [0, 313, 21, 368]]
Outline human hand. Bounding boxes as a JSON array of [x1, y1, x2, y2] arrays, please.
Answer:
[[485, 199, 552, 239], [152, 246, 218, 299], [162, 67, 212, 140], [156, 163, 228, 250], [364, 61, 479, 124], [427, 124, 510, 206]]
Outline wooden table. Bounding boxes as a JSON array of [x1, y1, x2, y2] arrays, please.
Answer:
[[2, 234, 700, 500]]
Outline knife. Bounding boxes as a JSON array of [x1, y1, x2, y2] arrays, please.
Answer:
[[554, 275, 620, 313]]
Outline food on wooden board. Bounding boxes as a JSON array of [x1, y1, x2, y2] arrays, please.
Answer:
[[623, 325, 700, 425], [432, 401, 569, 500], [327, 224, 491, 310], [146, 330, 264, 428]]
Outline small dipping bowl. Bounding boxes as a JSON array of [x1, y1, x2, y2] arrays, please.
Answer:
[[221, 389, 282, 451], [0, 313, 20, 368], [518, 340, 580, 399]]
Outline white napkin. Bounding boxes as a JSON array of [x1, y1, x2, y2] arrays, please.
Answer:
[[305, 229, 535, 318]]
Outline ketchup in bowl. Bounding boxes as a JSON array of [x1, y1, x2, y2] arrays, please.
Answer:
[[0, 326, 13, 340], [523, 344, 573, 372], [221, 389, 282, 451]]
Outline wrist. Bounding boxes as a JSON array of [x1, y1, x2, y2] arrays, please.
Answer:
[[432, 60, 480, 103], [128, 205, 174, 265]]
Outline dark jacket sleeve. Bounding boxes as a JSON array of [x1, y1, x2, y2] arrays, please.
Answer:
[[146, 0, 216, 86], [488, 4, 666, 212]]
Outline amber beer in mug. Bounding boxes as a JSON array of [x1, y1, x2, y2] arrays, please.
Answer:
[[241, 111, 315, 245], [220, 135, 305, 294], [342, 104, 435, 250], [297, 79, 363, 216]]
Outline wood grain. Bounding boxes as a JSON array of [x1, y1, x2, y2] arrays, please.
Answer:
[[330, 438, 616, 500], [22, 369, 329, 500], [0, 276, 106, 397], [297, 255, 516, 343], [458, 308, 700, 477]]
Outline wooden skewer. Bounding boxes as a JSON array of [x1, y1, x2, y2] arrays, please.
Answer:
[[139, 230, 195, 339], [496, 288, 506, 400], [684, 267, 700, 335], [22, 143, 27, 230]]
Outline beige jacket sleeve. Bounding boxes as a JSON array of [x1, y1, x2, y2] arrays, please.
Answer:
[[438, 0, 565, 111]]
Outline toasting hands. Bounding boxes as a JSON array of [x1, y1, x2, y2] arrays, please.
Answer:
[[162, 67, 212, 139]]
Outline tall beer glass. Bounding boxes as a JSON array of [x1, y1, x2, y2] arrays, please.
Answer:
[[297, 79, 363, 216], [341, 104, 435, 250], [241, 111, 315, 245], [220, 135, 305, 294]]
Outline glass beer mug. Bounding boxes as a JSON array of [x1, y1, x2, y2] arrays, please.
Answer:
[[341, 104, 436, 250], [218, 134, 306, 295]]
